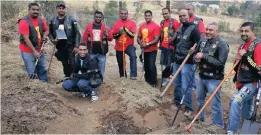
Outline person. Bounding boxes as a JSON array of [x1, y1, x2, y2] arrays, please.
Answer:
[[227, 22, 261, 134], [160, 7, 180, 87], [185, 4, 205, 37], [185, 4, 206, 91], [62, 43, 103, 102], [112, 8, 137, 80], [137, 10, 160, 87], [194, 22, 229, 128], [49, 2, 81, 78], [82, 10, 113, 77], [171, 9, 200, 116], [19, 2, 49, 82]]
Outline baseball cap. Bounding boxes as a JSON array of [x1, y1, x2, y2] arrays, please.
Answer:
[[56, 2, 66, 8]]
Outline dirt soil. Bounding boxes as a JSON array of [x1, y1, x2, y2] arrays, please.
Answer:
[[1, 3, 261, 134]]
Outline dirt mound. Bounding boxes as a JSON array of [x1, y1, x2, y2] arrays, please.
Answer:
[[1, 41, 81, 134]]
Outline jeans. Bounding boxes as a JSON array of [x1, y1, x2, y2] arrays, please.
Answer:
[[173, 62, 195, 111], [116, 45, 137, 77], [196, 76, 224, 128], [90, 54, 106, 77], [144, 50, 157, 85], [21, 51, 48, 82], [62, 79, 96, 94], [160, 47, 172, 66], [227, 83, 257, 133]]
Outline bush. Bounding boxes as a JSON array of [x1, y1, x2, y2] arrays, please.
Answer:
[[218, 21, 232, 33], [103, 0, 119, 29], [200, 6, 207, 13], [227, 5, 239, 16]]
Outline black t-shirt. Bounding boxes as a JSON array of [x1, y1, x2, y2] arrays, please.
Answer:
[[91, 23, 103, 54]]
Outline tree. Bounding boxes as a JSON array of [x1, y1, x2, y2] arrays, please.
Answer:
[[200, 6, 207, 13], [227, 5, 239, 16], [93, 0, 99, 11], [103, 0, 118, 29]]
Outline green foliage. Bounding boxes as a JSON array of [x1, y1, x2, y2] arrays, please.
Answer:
[[133, 2, 144, 21], [93, 0, 99, 11], [227, 5, 239, 16], [103, 0, 118, 29], [254, 13, 261, 37], [218, 21, 232, 33], [200, 6, 207, 13], [214, 8, 219, 14]]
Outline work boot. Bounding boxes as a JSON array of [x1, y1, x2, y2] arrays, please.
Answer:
[[91, 90, 98, 102]]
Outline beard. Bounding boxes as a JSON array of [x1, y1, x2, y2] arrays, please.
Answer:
[[241, 35, 248, 41]]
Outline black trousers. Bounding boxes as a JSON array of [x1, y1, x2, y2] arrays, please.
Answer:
[[55, 46, 74, 77], [144, 50, 157, 85]]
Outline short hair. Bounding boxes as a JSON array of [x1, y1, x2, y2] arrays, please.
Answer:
[[28, 2, 39, 10], [94, 10, 103, 16], [186, 4, 195, 10], [208, 22, 218, 26], [79, 43, 87, 48], [144, 10, 152, 15], [162, 7, 170, 12], [120, 8, 128, 13], [241, 22, 254, 31]]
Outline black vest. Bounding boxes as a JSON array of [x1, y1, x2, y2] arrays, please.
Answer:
[[237, 39, 261, 83], [160, 18, 176, 47], [174, 24, 195, 64], [50, 16, 75, 46], [20, 15, 43, 48], [198, 37, 227, 79], [192, 17, 202, 28]]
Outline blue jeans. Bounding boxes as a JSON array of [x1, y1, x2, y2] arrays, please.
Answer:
[[90, 54, 106, 77], [62, 79, 96, 94], [116, 45, 137, 77], [227, 83, 257, 133], [21, 51, 48, 82], [173, 63, 195, 111], [196, 76, 224, 128], [160, 47, 172, 66]]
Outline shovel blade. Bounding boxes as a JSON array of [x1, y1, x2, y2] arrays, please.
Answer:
[[241, 119, 261, 134]]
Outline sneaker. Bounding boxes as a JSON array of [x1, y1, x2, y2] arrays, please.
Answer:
[[79, 92, 89, 98], [227, 131, 234, 135], [130, 76, 137, 80], [184, 109, 192, 117], [161, 78, 169, 87], [91, 91, 99, 102]]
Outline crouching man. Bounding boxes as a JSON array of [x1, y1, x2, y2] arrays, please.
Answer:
[[62, 43, 103, 102]]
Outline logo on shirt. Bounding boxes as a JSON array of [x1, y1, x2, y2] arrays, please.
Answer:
[[35, 26, 41, 45], [163, 27, 168, 43], [142, 28, 149, 43], [93, 29, 101, 41]]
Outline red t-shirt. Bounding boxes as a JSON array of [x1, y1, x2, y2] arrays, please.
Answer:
[[189, 16, 205, 34], [160, 19, 179, 49], [138, 21, 160, 52], [19, 16, 48, 53], [236, 39, 261, 88], [112, 19, 136, 51]]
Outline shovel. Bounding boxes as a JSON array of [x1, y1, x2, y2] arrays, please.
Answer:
[[241, 80, 261, 134]]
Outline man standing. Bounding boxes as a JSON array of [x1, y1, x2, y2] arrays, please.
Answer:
[[172, 9, 200, 116], [49, 2, 81, 78], [227, 22, 261, 134], [160, 7, 180, 87], [194, 22, 229, 128], [137, 10, 160, 87], [19, 2, 49, 82], [112, 8, 137, 80], [82, 10, 113, 77], [62, 43, 102, 102], [185, 4, 205, 37]]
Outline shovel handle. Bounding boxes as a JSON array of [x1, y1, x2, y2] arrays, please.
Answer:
[[160, 44, 196, 97], [185, 60, 240, 133]]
